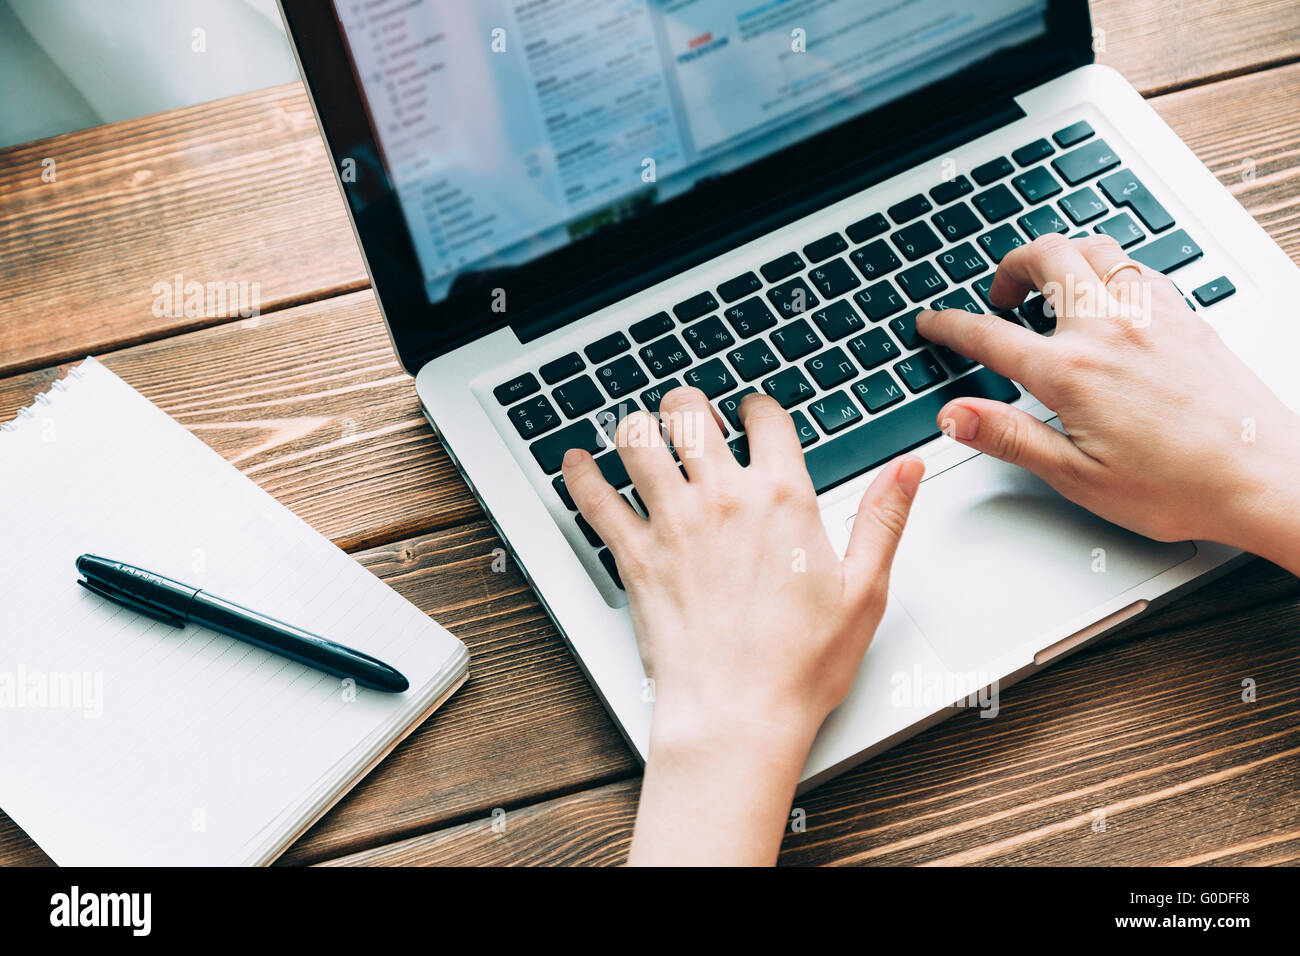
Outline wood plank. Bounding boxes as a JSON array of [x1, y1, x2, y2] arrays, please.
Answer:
[[0, 83, 367, 377]]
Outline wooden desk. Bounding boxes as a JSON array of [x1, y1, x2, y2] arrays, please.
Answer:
[[2, 0, 1297, 866]]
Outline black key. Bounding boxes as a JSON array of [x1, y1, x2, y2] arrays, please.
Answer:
[[552, 375, 603, 418], [727, 435, 750, 465], [718, 388, 758, 430], [971, 156, 1014, 185], [1130, 229, 1202, 274], [930, 288, 982, 316], [552, 474, 576, 509], [530, 419, 602, 473], [804, 368, 1019, 494], [1020, 295, 1057, 334], [593, 451, 632, 489], [585, 331, 629, 363], [936, 243, 987, 282], [888, 193, 933, 223], [852, 370, 907, 414], [508, 394, 561, 439], [890, 221, 943, 261], [539, 353, 584, 385], [762, 367, 816, 408], [931, 202, 983, 241], [896, 261, 948, 303], [1012, 138, 1054, 167], [803, 232, 848, 263], [790, 410, 819, 447], [977, 223, 1027, 263], [894, 349, 948, 393], [629, 312, 673, 344], [1018, 205, 1070, 239], [1011, 165, 1061, 204], [766, 278, 819, 317], [845, 212, 889, 243], [850, 239, 901, 280], [972, 274, 997, 310], [1053, 120, 1094, 147], [1193, 276, 1235, 306], [1051, 138, 1120, 186], [888, 308, 926, 350], [682, 315, 735, 357], [760, 251, 804, 282], [639, 335, 692, 377], [576, 513, 604, 547], [846, 326, 900, 370], [809, 390, 863, 434], [807, 257, 861, 298], [494, 372, 539, 405], [684, 358, 737, 399], [597, 548, 623, 589], [1095, 212, 1145, 248], [673, 291, 719, 323], [929, 175, 973, 205], [1098, 169, 1175, 233], [594, 399, 638, 440], [936, 345, 977, 373], [805, 347, 857, 390], [811, 299, 865, 341], [1059, 187, 1108, 224], [717, 271, 762, 303], [770, 319, 822, 361], [725, 296, 779, 337], [640, 377, 683, 415], [854, 280, 906, 322], [973, 183, 1023, 223], [596, 354, 648, 398], [727, 339, 780, 381]]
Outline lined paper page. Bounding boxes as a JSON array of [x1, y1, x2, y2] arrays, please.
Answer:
[[0, 359, 467, 865]]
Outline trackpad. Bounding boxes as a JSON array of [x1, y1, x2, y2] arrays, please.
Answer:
[[867, 451, 1196, 672]]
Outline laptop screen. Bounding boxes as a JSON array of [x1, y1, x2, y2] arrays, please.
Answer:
[[331, 0, 1050, 309]]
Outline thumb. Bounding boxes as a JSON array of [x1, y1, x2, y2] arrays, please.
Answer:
[[843, 455, 925, 590], [938, 398, 1094, 489]]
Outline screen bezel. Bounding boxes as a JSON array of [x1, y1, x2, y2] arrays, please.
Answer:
[[280, 0, 1093, 375]]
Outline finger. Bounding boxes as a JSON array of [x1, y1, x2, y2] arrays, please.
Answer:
[[842, 455, 925, 593], [738, 393, 808, 480], [935, 397, 1098, 492], [561, 448, 643, 550], [657, 385, 733, 481], [613, 410, 684, 514], [1073, 233, 1184, 320], [989, 234, 1105, 325], [915, 306, 1050, 388]]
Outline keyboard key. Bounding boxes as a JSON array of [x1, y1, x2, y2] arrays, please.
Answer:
[[684, 357, 737, 398], [929, 175, 973, 205], [639, 335, 692, 377], [576, 513, 604, 547], [1095, 212, 1145, 248], [811, 299, 866, 340], [972, 274, 997, 310], [937, 345, 977, 373], [896, 261, 948, 303], [530, 419, 603, 473], [593, 451, 632, 489], [770, 318, 822, 360], [594, 400, 638, 440], [640, 377, 683, 414], [596, 354, 648, 398], [845, 212, 890, 243], [805, 347, 857, 390], [854, 280, 906, 322], [894, 349, 948, 393], [718, 388, 758, 430], [804, 368, 1019, 494], [846, 326, 900, 370], [888, 193, 933, 223], [1053, 120, 1094, 147], [540, 353, 585, 385], [936, 243, 987, 282], [1012, 138, 1054, 167], [852, 370, 906, 414], [767, 278, 819, 317], [727, 339, 780, 381], [888, 308, 926, 350], [508, 394, 561, 439], [1018, 205, 1070, 239], [724, 296, 779, 337], [585, 331, 629, 363], [809, 390, 863, 434], [1129, 229, 1202, 274], [971, 156, 1014, 185], [973, 183, 1023, 223], [552, 375, 604, 418], [1059, 187, 1108, 224], [977, 223, 1027, 262], [1020, 295, 1057, 334], [850, 239, 901, 280], [807, 257, 861, 298], [890, 221, 943, 261], [717, 271, 762, 303], [760, 251, 804, 282], [629, 313, 673, 344], [930, 288, 982, 315], [682, 315, 735, 357], [673, 290, 719, 323], [597, 548, 623, 589], [931, 202, 983, 241], [727, 435, 750, 465], [552, 474, 576, 509], [1193, 276, 1235, 306], [1097, 169, 1175, 233], [494, 372, 539, 405], [1051, 138, 1120, 186], [1011, 165, 1062, 204], [790, 410, 819, 446], [762, 367, 816, 408], [803, 232, 848, 262]]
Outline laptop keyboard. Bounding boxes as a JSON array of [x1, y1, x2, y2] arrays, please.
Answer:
[[492, 119, 1236, 595]]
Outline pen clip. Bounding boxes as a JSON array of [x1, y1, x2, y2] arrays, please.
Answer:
[[78, 578, 187, 628]]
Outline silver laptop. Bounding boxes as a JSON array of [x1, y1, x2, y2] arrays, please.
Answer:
[[281, 0, 1300, 789]]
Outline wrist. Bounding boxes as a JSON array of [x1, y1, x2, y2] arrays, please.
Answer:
[[1215, 417, 1300, 573], [647, 691, 823, 768]]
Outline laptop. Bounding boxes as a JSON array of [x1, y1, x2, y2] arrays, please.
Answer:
[[280, 0, 1300, 789]]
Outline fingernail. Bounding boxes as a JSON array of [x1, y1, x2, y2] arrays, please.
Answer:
[[939, 403, 980, 442], [915, 308, 934, 325], [562, 447, 586, 468], [897, 455, 925, 497]]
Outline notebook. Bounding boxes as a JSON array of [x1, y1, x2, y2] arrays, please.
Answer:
[[0, 358, 469, 865]]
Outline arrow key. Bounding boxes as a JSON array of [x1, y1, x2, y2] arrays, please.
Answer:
[[1193, 276, 1236, 307]]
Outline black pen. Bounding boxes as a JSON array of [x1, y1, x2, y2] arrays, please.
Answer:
[[75, 554, 409, 692]]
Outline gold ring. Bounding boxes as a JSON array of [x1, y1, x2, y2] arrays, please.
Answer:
[[1100, 261, 1143, 286]]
